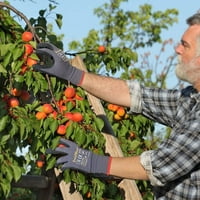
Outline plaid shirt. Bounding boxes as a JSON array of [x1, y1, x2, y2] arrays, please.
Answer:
[[127, 80, 200, 200]]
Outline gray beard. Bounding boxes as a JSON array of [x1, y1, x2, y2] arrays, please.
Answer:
[[175, 58, 200, 84]]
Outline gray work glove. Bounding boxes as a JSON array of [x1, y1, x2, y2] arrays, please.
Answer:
[[33, 43, 84, 85], [47, 138, 112, 175]]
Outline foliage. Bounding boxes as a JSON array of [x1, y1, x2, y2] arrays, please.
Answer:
[[0, 0, 179, 199], [0, 2, 111, 199]]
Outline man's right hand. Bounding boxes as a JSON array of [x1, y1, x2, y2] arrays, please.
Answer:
[[46, 138, 112, 175], [33, 43, 84, 85]]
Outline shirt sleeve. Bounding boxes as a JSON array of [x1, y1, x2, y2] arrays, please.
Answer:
[[140, 151, 164, 186], [126, 80, 181, 127], [126, 80, 142, 114], [127, 80, 200, 186]]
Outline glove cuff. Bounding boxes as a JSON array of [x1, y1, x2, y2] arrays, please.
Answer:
[[91, 154, 112, 175], [68, 66, 85, 86]]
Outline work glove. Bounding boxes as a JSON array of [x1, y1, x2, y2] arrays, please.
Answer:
[[47, 138, 112, 175], [33, 43, 85, 85]]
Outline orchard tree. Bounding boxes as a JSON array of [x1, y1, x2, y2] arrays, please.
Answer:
[[0, 0, 179, 199]]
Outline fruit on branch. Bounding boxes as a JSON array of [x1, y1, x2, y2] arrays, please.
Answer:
[[42, 103, 54, 114], [64, 112, 74, 120], [98, 45, 106, 53], [26, 57, 37, 67], [107, 103, 119, 112], [36, 160, 45, 168], [8, 97, 20, 107], [56, 124, 67, 136], [107, 103, 127, 121], [22, 31, 33, 42], [20, 90, 30, 102], [11, 88, 22, 97], [72, 112, 83, 122], [35, 111, 47, 120], [64, 87, 76, 98], [20, 65, 28, 74], [24, 43, 33, 55], [116, 107, 125, 117]]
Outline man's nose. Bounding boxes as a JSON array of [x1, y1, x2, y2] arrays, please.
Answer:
[[175, 43, 184, 54]]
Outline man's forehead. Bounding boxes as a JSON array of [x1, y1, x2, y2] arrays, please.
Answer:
[[181, 25, 200, 43]]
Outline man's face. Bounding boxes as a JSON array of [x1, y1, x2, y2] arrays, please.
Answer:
[[175, 25, 200, 84], [176, 56, 200, 84]]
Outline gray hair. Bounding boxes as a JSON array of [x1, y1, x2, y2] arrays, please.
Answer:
[[186, 11, 200, 25], [186, 11, 200, 55]]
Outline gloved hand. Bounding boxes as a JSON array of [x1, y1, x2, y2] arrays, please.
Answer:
[[33, 43, 85, 85], [47, 138, 112, 175]]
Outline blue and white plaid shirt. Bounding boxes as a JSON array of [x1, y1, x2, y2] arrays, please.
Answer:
[[127, 80, 200, 200]]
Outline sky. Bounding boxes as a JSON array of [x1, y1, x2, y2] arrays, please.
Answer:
[[7, 0, 200, 48], [6, 0, 200, 87]]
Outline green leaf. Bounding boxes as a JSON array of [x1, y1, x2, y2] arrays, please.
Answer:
[[46, 156, 56, 171], [76, 172, 86, 184], [44, 130, 52, 140], [51, 137, 60, 149], [36, 139, 43, 151], [14, 74, 24, 83], [63, 169, 71, 183], [0, 135, 10, 145], [94, 117, 104, 131], [0, 178, 11, 197], [0, 31, 6, 44], [49, 119, 59, 133], [0, 63, 7, 73], [0, 115, 9, 132], [11, 165, 22, 182], [4, 165, 13, 182], [56, 14, 63, 29], [3, 51, 12, 67], [9, 121, 19, 137], [75, 130, 86, 146], [18, 120, 25, 140], [65, 123, 74, 138], [130, 140, 141, 150], [0, 44, 12, 57], [12, 47, 23, 61], [39, 9, 47, 17]]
